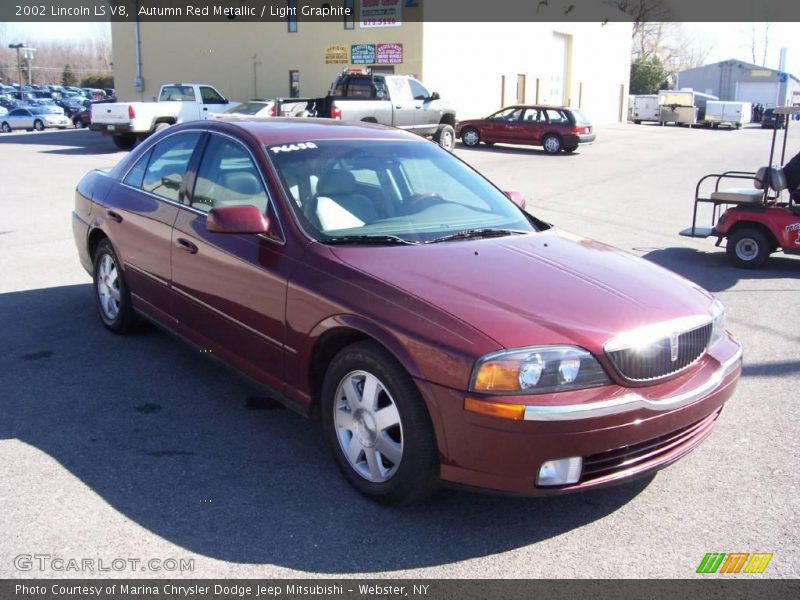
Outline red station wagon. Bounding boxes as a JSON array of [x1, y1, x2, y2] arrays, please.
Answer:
[[72, 119, 741, 504], [456, 105, 596, 153]]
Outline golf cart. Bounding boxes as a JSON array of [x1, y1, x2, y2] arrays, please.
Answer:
[[680, 106, 800, 268]]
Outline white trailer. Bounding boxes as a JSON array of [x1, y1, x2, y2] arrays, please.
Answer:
[[703, 100, 752, 129], [658, 89, 718, 126], [629, 95, 660, 124]]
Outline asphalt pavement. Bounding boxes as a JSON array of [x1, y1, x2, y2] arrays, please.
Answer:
[[0, 123, 797, 579]]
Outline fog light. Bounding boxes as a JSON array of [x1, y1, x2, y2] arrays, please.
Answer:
[[537, 457, 583, 486]]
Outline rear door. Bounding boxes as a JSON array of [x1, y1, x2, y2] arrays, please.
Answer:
[[110, 130, 204, 320], [170, 132, 289, 390], [9, 108, 33, 129]]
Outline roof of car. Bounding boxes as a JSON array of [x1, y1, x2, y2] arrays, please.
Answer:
[[214, 118, 424, 146]]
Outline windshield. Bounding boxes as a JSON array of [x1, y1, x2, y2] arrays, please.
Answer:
[[268, 139, 536, 244]]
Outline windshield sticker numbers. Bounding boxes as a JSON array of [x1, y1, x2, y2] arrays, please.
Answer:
[[269, 142, 318, 154]]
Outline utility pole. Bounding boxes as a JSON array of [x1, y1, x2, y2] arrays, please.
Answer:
[[253, 54, 262, 99]]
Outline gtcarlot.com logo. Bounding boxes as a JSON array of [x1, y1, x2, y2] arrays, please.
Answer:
[[14, 554, 195, 573], [696, 552, 773, 574]]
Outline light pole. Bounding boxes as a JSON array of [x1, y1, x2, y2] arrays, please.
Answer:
[[8, 43, 25, 87]]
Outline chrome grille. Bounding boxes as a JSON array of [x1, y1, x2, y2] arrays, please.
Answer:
[[606, 322, 712, 382]]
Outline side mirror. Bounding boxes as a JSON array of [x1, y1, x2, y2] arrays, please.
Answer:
[[161, 174, 183, 190], [504, 191, 527, 210], [429, 91, 440, 101], [207, 205, 270, 234]]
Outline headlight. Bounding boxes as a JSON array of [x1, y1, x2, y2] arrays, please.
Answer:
[[470, 345, 610, 395], [709, 298, 726, 347]]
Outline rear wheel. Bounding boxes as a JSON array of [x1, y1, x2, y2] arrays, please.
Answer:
[[461, 127, 481, 147], [564, 145, 578, 153], [153, 122, 171, 134], [726, 227, 770, 269], [73, 119, 84, 129], [33, 119, 44, 131], [111, 134, 136, 150], [93, 239, 140, 333], [434, 124, 455, 152], [321, 341, 439, 505], [542, 134, 563, 154]]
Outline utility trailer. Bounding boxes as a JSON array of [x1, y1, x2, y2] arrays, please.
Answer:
[[703, 101, 752, 129], [629, 95, 660, 124], [658, 89, 718, 126]]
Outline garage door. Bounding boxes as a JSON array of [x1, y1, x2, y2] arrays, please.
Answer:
[[735, 81, 780, 106]]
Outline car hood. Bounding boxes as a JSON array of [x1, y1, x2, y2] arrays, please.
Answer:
[[330, 229, 714, 352]]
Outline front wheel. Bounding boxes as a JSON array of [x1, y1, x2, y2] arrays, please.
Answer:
[[542, 134, 563, 154], [321, 341, 439, 505], [1, 122, 11, 133], [726, 227, 771, 269], [93, 239, 140, 333], [434, 124, 455, 152], [461, 127, 481, 147], [33, 119, 44, 131], [73, 119, 84, 129]]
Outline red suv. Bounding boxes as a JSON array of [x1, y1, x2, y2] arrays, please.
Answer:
[[456, 105, 595, 153], [72, 119, 740, 504]]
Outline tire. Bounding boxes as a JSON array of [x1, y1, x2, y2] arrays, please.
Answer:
[[1, 122, 10, 133], [92, 238, 140, 333], [542, 133, 562, 154], [726, 227, 771, 269], [434, 124, 455, 152], [73, 119, 84, 129], [564, 145, 578, 154], [154, 122, 171, 134], [633, 120, 641, 125], [33, 119, 44, 131], [111, 134, 136, 150], [321, 341, 439, 505], [461, 127, 481, 147]]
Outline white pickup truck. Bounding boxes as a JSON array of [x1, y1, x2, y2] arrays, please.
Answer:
[[90, 83, 238, 149]]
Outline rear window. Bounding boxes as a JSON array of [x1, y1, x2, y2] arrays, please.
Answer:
[[226, 102, 270, 115], [570, 109, 591, 124], [159, 86, 196, 102]]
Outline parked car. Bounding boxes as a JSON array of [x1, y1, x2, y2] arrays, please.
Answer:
[[456, 105, 596, 153], [211, 100, 276, 120], [761, 108, 786, 129], [1, 106, 70, 132], [0, 106, 7, 118], [72, 119, 742, 504]]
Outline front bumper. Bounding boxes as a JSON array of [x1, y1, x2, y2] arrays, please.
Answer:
[[422, 336, 742, 495]]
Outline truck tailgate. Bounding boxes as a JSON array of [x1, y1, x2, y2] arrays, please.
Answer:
[[91, 103, 132, 125]]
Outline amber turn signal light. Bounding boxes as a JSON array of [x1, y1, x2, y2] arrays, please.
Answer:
[[464, 397, 525, 421]]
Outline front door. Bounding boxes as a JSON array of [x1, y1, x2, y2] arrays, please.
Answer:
[[170, 133, 288, 390]]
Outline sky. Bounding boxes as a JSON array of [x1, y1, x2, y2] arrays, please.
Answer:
[[2, 21, 799, 76]]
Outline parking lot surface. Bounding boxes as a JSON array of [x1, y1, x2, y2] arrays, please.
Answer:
[[1, 124, 798, 578]]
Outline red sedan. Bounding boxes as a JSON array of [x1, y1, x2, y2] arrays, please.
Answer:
[[72, 119, 741, 504], [456, 105, 596, 153]]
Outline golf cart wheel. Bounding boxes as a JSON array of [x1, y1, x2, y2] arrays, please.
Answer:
[[726, 227, 770, 269]]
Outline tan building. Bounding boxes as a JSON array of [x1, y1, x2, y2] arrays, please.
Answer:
[[111, 8, 631, 123]]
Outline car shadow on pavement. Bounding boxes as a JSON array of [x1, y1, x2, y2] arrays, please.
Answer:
[[0, 283, 652, 573], [0, 129, 120, 155], [641, 247, 798, 293], [457, 144, 582, 156]]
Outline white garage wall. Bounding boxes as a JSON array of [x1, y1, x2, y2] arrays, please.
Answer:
[[420, 21, 632, 123]]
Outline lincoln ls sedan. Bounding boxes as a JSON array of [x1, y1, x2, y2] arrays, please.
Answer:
[[73, 119, 742, 505]]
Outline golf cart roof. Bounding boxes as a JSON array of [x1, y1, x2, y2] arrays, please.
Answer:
[[774, 106, 800, 115]]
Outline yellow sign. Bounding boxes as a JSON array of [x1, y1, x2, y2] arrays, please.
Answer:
[[325, 45, 349, 65], [750, 70, 773, 77]]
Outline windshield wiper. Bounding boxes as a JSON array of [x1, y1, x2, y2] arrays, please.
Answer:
[[322, 234, 419, 246], [425, 228, 529, 244]]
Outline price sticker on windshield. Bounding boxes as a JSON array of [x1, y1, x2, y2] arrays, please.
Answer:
[[269, 142, 318, 154]]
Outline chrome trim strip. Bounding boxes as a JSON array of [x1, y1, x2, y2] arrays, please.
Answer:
[[523, 345, 742, 422], [171, 286, 284, 351]]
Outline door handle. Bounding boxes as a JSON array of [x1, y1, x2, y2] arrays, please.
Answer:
[[176, 238, 198, 254], [106, 209, 123, 223]]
